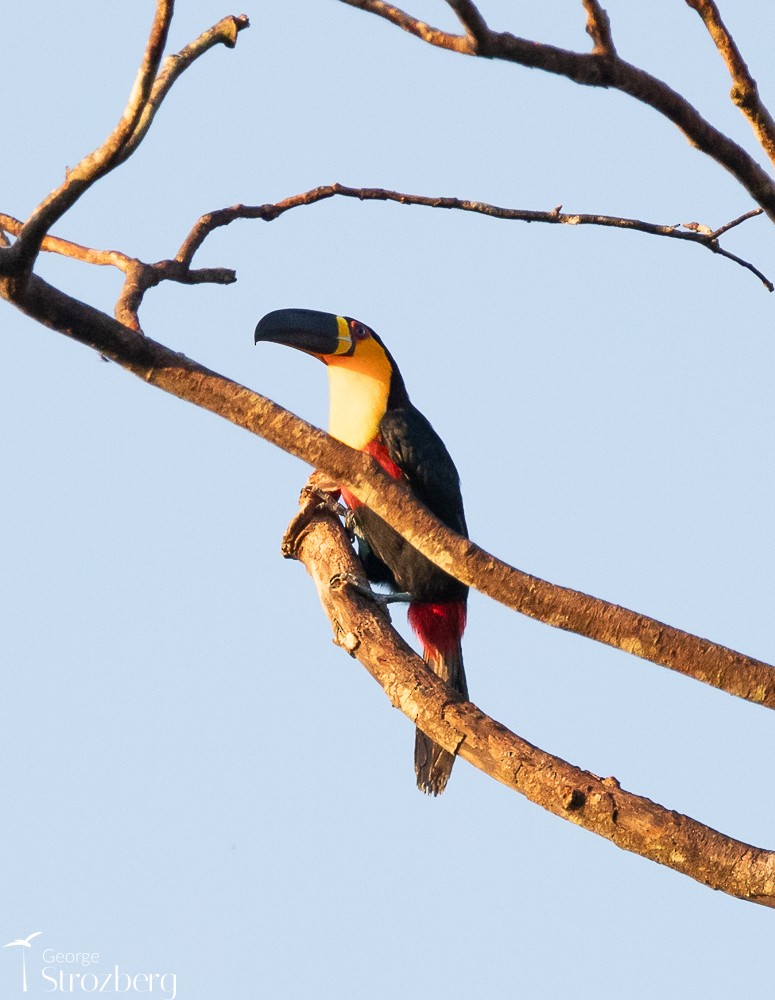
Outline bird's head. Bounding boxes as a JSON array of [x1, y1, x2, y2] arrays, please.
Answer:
[[254, 308, 391, 377], [255, 308, 408, 449]]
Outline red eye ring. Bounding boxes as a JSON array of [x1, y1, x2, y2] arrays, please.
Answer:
[[349, 320, 369, 341]]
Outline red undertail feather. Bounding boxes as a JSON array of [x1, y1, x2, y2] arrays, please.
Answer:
[[407, 602, 467, 661], [408, 601, 468, 796]]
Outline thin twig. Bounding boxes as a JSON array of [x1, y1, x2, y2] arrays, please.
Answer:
[[6, 0, 174, 275], [582, 0, 616, 58], [712, 245, 772, 289], [340, 0, 775, 223], [0, 213, 235, 332], [709, 206, 764, 238], [0, 6, 250, 280], [339, 0, 472, 53], [114, 258, 236, 330], [685, 0, 775, 167], [117, 14, 250, 165], [176, 183, 772, 290], [0, 213, 136, 271], [445, 0, 490, 50]]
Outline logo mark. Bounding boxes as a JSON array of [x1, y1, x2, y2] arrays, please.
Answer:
[[4, 932, 42, 992]]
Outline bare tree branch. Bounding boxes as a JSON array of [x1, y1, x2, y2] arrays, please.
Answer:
[[2, 272, 773, 711], [1, 0, 772, 709], [709, 206, 763, 238], [0, 213, 135, 271], [582, 0, 616, 58], [685, 0, 775, 167], [176, 184, 772, 290], [116, 13, 250, 165], [340, 0, 775, 223], [2, 1, 174, 277], [0, 6, 249, 281], [0, 213, 235, 332], [283, 492, 775, 906], [114, 258, 236, 331], [338, 1, 471, 53], [445, 0, 489, 49]]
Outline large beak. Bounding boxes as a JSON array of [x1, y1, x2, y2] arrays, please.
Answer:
[[254, 308, 351, 358]]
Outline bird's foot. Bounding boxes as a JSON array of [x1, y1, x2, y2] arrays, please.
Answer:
[[329, 572, 376, 602], [304, 478, 357, 541], [310, 489, 350, 522], [282, 473, 351, 557], [329, 574, 410, 608], [376, 591, 413, 605]]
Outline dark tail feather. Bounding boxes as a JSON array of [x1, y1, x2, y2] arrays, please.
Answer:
[[414, 639, 468, 796]]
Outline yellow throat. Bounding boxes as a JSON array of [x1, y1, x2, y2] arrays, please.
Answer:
[[326, 325, 393, 450]]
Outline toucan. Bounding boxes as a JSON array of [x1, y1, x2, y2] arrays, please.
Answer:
[[255, 308, 468, 794]]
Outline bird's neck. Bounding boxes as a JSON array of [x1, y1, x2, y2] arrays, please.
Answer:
[[326, 343, 393, 450]]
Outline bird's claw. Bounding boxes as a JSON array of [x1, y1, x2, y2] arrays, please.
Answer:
[[329, 574, 411, 609], [283, 473, 356, 558], [377, 591, 412, 605], [329, 572, 374, 600], [310, 487, 348, 519], [306, 487, 356, 541]]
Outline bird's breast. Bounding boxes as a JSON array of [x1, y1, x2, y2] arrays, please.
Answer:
[[340, 438, 404, 510], [326, 351, 392, 450]]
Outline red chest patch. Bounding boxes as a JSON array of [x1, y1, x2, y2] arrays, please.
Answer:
[[341, 437, 403, 509]]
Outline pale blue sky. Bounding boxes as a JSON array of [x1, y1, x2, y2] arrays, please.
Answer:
[[3, 2, 775, 998]]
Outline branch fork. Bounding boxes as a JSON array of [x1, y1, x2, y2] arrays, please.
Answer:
[[284, 491, 775, 906], [341, 0, 775, 223]]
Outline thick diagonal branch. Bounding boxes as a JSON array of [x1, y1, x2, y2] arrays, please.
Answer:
[[284, 498, 775, 906], [3, 273, 774, 711]]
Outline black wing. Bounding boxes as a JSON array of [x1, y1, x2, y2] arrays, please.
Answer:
[[350, 402, 467, 602], [380, 404, 467, 538]]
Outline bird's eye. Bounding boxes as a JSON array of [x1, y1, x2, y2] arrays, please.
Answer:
[[350, 320, 369, 341]]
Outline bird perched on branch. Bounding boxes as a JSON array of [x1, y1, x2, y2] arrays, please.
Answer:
[[255, 308, 468, 794]]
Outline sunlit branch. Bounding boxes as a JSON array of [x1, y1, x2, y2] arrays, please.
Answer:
[[0, 214, 135, 271], [685, 0, 775, 167], [0, 213, 235, 332], [114, 259, 236, 331], [284, 492, 775, 907], [117, 14, 250, 165], [445, 0, 489, 49], [4, 0, 174, 276], [337, 0, 471, 52], [582, 0, 616, 58], [0, 5, 249, 280]]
